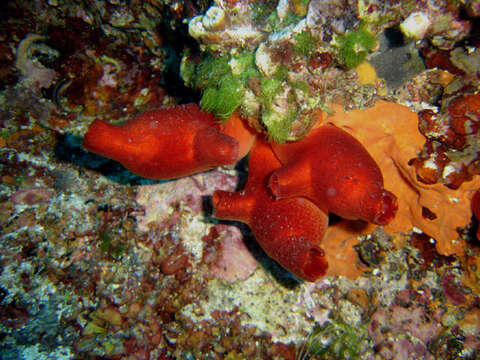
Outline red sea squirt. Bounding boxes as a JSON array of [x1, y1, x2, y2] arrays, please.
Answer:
[[83, 104, 245, 179], [213, 139, 329, 281], [82, 103, 397, 280], [269, 124, 398, 225]]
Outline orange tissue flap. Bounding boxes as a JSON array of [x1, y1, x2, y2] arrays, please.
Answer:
[[216, 111, 257, 160], [82, 104, 254, 180], [213, 139, 329, 282], [269, 124, 398, 226], [317, 100, 480, 257]]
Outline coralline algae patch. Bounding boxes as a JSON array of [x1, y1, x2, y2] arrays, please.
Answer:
[[134, 169, 258, 281], [181, 273, 316, 344], [135, 171, 237, 233], [205, 224, 259, 283], [181, 266, 368, 347]]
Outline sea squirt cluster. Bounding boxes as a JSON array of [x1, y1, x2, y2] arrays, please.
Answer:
[[82, 103, 398, 281]]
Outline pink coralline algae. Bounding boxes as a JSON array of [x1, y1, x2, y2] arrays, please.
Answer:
[[160, 244, 190, 276], [134, 169, 260, 282], [11, 187, 54, 206], [369, 298, 441, 359], [135, 170, 237, 232], [204, 225, 258, 283], [441, 272, 467, 306]]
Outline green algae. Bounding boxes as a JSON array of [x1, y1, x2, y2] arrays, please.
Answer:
[[251, 1, 277, 24], [261, 77, 283, 109], [294, 31, 318, 58], [98, 230, 126, 259], [336, 25, 377, 69], [182, 47, 310, 140], [194, 56, 232, 90], [297, 316, 368, 360], [185, 52, 257, 120], [262, 107, 298, 144], [259, 68, 305, 143], [200, 75, 245, 119]]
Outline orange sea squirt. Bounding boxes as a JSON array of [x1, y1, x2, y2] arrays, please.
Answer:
[[213, 139, 329, 281], [82, 104, 255, 179], [269, 124, 398, 225], [81, 99, 480, 280]]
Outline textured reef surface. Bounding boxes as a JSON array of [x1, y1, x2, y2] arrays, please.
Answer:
[[1, 0, 480, 359]]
